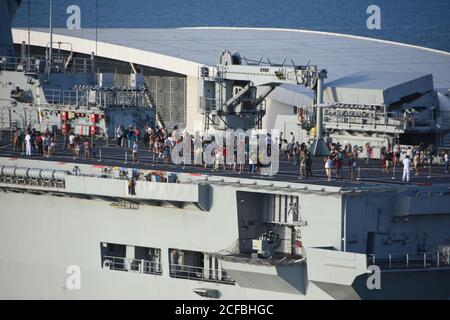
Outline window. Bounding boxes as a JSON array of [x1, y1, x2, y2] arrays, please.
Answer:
[[100, 242, 162, 275], [168, 248, 234, 285]]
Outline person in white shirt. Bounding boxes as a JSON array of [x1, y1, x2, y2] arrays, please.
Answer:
[[281, 140, 288, 160], [172, 126, 179, 144], [132, 141, 139, 163], [444, 151, 449, 173], [324, 155, 333, 181], [25, 133, 32, 156], [68, 133, 75, 152], [213, 148, 222, 172], [289, 132, 295, 144], [249, 152, 257, 174], [287, 132, 295, 162], [402, 155, 412, 182]]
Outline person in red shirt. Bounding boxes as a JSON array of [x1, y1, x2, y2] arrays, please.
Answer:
[[222, 144, 227, 170], [134, 127, 140, 143]]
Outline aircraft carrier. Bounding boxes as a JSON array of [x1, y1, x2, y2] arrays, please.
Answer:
[[0, 0, 450, 299]]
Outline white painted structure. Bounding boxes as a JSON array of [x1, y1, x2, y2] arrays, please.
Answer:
[[2, 26, 450, 300], [12, 27, 450, 135]]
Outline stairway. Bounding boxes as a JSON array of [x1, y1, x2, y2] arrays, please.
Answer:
[[142, 82, 156, 108]]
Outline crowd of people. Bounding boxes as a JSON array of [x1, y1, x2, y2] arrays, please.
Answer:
[[117, 124, 179, 165], [62, 131, 92, 160], [321, 141, 448, 182], [12, 126, 57, 158], [11, 125, 93, 160], [278, 132, 313, 179], [379, 143, 438, 182], [7, 124, 450, 182], [322, 143, 358, 181], [117, 124, 275, 172]]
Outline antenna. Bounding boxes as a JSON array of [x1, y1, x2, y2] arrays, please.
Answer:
[[95, 0, 98, 74], [27, 0, 30, 70], [47, 0, 52, 80], [95, 0, 98, 56]]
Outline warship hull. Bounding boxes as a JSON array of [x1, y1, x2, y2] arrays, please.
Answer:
[[0, 157, 449, 300]]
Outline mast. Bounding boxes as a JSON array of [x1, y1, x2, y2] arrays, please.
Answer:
[[47, 0, 52, 79], [27, 0, 30, 69], [95, 0, 98, 76], [96, 0, 98, 57]]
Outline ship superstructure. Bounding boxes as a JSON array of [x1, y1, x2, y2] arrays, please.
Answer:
[[0, 1, 155, 138], [297, 72, 450, 158], [0, 0, 449, 300]]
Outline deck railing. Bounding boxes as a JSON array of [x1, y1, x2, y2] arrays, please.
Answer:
[[367, 251, 450, 270], [103, 255, 162, 275], [0, 55, 93, 74], [43, 88, 150, 108], [169, 263, 235, 285], [43, 89, 89, 106]]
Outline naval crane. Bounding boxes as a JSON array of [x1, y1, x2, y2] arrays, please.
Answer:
[[199, 49, 329, 155]]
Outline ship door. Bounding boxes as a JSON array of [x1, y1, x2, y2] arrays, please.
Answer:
[[366, 232, 375, 255]]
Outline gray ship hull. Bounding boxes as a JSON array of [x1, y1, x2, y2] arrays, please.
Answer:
[[0, 188, 325, 299], [1, 157, 449, 300]]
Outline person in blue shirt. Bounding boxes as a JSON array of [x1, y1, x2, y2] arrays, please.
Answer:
[[127, 125, 134, 148]]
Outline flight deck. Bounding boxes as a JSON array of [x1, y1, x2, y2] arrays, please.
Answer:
[[1, 132, 449, 188]]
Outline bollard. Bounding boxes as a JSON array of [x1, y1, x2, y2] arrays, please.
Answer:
[[357, 167, 361, 181], [98, 148, 102, 162], [392, 165, 396, 180], [427, 163, 431, 179], [124, 150, 127, 164]]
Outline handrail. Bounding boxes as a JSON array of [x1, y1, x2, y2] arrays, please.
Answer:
[[367, 251, 450, 270], [169, 263, 234, 285], [42, 88, 151, 108], [0, 55, 93, 74], [323, 109, 404, 127], [103, 255, 162, 275]]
